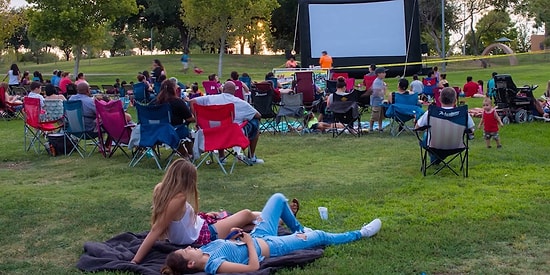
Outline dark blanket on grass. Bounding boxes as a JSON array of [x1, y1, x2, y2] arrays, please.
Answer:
[[77, 231, 324, 275]]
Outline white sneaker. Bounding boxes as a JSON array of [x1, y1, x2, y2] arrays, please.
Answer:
[[360, 218, 382, 238], [250, 156, 264, 164], [302, 226, 314, 233]]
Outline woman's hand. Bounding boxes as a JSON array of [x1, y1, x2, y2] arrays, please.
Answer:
[[241, 232, 253, 244]]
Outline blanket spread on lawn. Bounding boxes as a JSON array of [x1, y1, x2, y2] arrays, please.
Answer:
[[77, 231, 324, 275]]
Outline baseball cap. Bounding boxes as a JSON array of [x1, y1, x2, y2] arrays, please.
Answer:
[[375, 67, 388, 74]]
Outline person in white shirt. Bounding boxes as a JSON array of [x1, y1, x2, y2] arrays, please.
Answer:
[[410, 74, 424, 95], [27, 81, 45, 108]]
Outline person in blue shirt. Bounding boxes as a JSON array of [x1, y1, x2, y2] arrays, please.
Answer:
[[160, 193, 382, 274], [486, 72, 497, 100], [181, 52, 190, 74]]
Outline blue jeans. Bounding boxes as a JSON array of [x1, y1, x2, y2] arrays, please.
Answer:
[[250, 193, 362, 257]]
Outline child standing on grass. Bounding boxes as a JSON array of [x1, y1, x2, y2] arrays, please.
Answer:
[[478, 97, 504, 148]]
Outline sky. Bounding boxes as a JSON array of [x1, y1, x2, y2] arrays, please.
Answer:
[[10, 0, 28, 8]]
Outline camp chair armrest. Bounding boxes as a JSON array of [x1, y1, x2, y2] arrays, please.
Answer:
[[414, 125, 430, 132]]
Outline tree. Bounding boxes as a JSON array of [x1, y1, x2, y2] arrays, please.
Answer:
[[476, 10, 516, 49], [182, 0, 279, 77], [269, 0, 299, 52], [27, 0, 138, 76], [0, 1, 23, 50], [419, 0, 462, 57], [5, 7, 30, 57]]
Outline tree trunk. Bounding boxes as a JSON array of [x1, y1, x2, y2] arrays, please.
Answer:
[[73, 45, 82, 79], [218, 33, 226, 79], [469, 11, 478, 55], [240, 37, 245, 55]]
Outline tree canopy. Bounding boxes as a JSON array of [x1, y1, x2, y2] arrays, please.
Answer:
[[182, 0, 279, 76], [27, 0, 138, 75]]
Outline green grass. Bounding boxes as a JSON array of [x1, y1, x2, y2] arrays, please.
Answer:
[[1, 54, 549, 274]]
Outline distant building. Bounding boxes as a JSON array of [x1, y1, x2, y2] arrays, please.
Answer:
[[530, 35, 546, 51]]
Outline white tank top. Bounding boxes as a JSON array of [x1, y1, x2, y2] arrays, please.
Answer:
[[167, 202, 205, 244]]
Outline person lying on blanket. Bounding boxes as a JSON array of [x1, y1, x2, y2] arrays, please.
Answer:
[[160, 193, 382, 274], [132, 159, 261, 264], [131, 159, 301, 265]]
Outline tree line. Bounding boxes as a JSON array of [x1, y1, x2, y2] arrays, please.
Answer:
[[1, 0, 548, 75]]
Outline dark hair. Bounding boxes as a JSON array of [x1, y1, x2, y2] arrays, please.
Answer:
[[57, 70, 62, 77], [433, 66, 438, 71], [208, 74, 217, 81], [10, 64, 19, 76], [137, 74, 145, 82], [44, 84, 57, 96], [77, 72, 84, 79], [336, 76, 346, 88], [265, 72, 275, 79], [161, 251, 198, 275], [230, 71, 239, 81], [413, 74, 419, 80], [156, 79, 177, 104], [427, 72, 433, 78], [370, 64, 376, 70], [477, 80, 484, 85], [30, 81, 41, 91], [440, 87, 456, 105], [322, 51, 327, 54], [492, 72, 498, 77], [142, 71, 151, 79], [241, 72, 250, 78], [153, 59, 164, 70], [466, 76, 473, 82], [158, 74, 167, 83], [398, 78, 409, 90], [33, 71, 44, 83], [191, 83, 199, 92], [440, 74, 447, 79]]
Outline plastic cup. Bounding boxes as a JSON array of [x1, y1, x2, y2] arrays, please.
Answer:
[[318, 207, 328, 220]]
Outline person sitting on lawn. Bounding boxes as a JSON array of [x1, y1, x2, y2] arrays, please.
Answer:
[[160, 193, 381, 275], [131, 159, 262, 265]]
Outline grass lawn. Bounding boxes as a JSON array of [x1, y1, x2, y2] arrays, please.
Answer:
[[1, 54, 549, 274]]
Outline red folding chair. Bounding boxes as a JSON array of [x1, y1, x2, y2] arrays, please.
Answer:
[[232, 80, 245, 100], [331, 72, 349, 80], [0, 85, 23, 120], [22, 97, 63, 153], [192, 103, 250, 174], [95, 99, 133, 158], [295, 71, 316, 109], [346, 78, 356, 91]]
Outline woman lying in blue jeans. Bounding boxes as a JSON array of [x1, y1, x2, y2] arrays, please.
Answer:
[[161, 193, 382, 274]]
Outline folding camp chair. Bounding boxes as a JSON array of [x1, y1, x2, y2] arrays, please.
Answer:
[[43, 99, 64, 121], [331, 72, 349, 80], [23, 97, 63, 153], [63, 100, 99, 158], [132, 82, 151, 104], [95, 99, 134, 158], [251, 85, 277, 133], [325, 80, 337, 94], [359, 75, 376, 115], [276, 93, 305, 134], [327, 91, 361, 137], [422, 77, 437, 99], [414, 105, 470, 177], [192, 103, 251, 174], [10, 86, 28, 97], [129, 103, 181, 170], [0, 86, 23, 120], [385, 93, 424, 137], [295, 71, 316, 110]]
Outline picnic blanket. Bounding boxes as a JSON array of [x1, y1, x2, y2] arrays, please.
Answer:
[[77, 231, 324, 275]]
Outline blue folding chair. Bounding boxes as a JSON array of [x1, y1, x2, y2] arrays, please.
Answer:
[[129, 103, 181, 169], [63, 100, 99, 157]]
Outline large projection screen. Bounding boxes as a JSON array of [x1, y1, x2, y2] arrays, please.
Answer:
[[299, 0, 422, 77]]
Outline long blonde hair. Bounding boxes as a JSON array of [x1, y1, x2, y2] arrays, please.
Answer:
[[152, 159, 199, 238]]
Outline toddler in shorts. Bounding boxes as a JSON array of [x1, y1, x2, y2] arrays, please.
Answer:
[[478, 97, 503, 148]]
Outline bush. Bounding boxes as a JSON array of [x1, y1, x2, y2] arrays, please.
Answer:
[[19, 51, 60, 64]]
